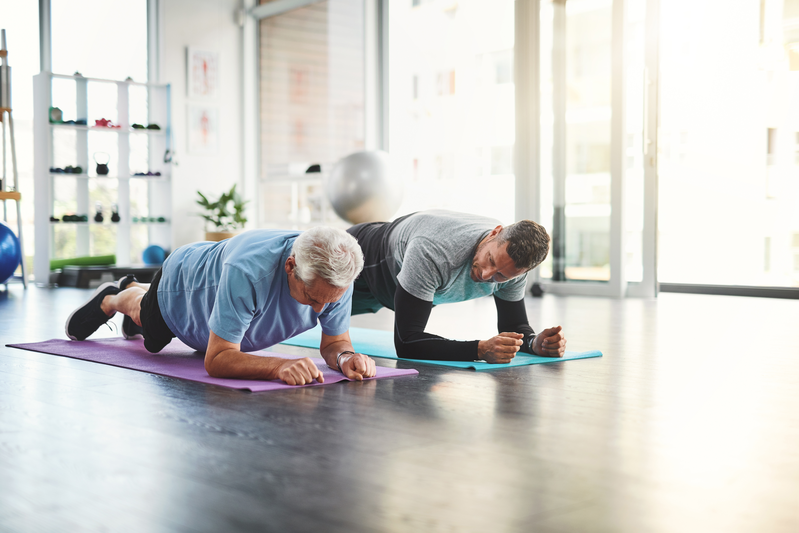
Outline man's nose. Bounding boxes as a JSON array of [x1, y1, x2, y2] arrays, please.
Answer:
[[481, 267, 496, 280], [312, 302, 325, 313]]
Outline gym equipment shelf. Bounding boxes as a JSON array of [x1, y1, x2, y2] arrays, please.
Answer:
[[33, 72, 173, 285], [50, 123, 167, 135]]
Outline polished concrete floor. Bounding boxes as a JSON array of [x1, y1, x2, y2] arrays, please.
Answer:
[[0, 284, 797, 533]]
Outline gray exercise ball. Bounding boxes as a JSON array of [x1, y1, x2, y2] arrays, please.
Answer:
[[325, 150, 403, 224]]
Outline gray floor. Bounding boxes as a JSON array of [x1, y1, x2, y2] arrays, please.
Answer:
[[1, 284, 797, 533]]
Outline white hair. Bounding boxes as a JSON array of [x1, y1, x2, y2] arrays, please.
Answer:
[[291, 226, 364, 288]]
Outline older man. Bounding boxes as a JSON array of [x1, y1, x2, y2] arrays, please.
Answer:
[[65, 227, 376, 385], [347, 210, 567, 364]]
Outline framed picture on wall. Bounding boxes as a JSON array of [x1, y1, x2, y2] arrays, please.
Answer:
[[187, 47, 219, 99], [188, 104, 219, 155]]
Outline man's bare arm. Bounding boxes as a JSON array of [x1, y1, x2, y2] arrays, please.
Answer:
[[204, 330, 323, 385]]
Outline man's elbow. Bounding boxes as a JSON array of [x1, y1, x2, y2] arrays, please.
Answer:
[[204, 352, 225, 378]]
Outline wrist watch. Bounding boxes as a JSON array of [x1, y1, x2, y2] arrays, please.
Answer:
[[527, 334, 537, 353], [336, 350, 355, 371]]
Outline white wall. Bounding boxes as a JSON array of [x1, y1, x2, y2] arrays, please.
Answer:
[[161, 0, 244, 248]]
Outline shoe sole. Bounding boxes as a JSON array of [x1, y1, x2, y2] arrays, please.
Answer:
[[122, 316, 144, 340], [118, 274, 137, 291], [64, 281, 118, 341]]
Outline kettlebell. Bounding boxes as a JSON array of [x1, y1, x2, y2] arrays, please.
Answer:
[[94, 152, 110, 176]]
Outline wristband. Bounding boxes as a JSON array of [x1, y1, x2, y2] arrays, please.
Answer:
[[527, 334, 537, 353], [336, 350, 355, 372]]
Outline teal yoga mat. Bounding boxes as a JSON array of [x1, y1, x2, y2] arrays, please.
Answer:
[[280, 326, 602, 371]]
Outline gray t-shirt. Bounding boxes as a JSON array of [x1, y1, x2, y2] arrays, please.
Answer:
[[387, 210, 527, 304]]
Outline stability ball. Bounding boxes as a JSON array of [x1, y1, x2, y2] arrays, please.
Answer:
[[325, 150, 403, 224], [142, 245, 166, 266], [0, 222, 21, 284]]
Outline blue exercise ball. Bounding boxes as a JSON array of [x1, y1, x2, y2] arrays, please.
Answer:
[[325, 150, 403, 224], [142, 245, 166, 266], [0, 222, 21, 284]]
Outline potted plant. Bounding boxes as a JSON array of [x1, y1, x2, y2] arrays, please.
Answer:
[[196, 184, 249, 241]]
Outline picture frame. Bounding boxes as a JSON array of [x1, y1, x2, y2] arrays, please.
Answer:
[[187, 104, 219, 155], [187, 47, 219, 100]]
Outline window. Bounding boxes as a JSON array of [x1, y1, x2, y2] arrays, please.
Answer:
[[1, 3, 39, 277], [258, 0, 365, 227], [389, 0, 516, 223], [658, 0, 799, 287], [51, 0, 148, 82], [48, 0, 150, 261], [539, 0, 614, 282], [3, 1, 149, 276]]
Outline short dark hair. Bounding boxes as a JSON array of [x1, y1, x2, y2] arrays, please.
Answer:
[[496, 220, 550, 271]]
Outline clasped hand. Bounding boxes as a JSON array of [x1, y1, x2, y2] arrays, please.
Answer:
[[277, 357, 325, 386], [478, 332, 524, 364], [532, 325, 566, 358], [338, 352, 376, 381], [276, 352, 377, 385], [478, 325, 568, 363]]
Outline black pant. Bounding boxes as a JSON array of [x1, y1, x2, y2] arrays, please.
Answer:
[[347, 213, 414, 315], [139, 268, 176, 353]]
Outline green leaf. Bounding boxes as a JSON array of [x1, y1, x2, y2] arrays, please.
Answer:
[[196, 184, 248, 230]]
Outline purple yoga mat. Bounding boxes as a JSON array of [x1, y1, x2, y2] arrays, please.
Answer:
[[7, 338, 418, 392]]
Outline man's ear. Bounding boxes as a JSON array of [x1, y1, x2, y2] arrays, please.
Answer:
[[285, 256, 295, 275], [490, 225, 503, 238]]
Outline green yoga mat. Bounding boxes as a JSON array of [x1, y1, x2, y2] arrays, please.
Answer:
[[280, 326, 602, 371], [50, 254, 116, 270]]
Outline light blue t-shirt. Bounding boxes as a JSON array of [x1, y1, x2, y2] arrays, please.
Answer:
[[157, 230, 353, 352]]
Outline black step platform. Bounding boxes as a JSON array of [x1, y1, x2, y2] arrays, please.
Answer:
[[56, 265, 161, 288]]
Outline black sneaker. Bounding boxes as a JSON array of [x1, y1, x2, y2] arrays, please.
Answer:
[[118, 275, 144, 340], [65, 282, 120, 341], [118, 274, 138, 291]]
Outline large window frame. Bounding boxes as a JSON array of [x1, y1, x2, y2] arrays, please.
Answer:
[[39, 0, 159, 81], [515, 0, 659, 299], [245, 0, 796, 299], [246, 0, 659, 297], [244, 0, 385, 230]]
